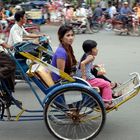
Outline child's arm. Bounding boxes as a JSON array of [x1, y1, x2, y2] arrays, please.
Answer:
[[80, 55, 95, 80]]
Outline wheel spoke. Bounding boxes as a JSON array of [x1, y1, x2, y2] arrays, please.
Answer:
[[44, 88, 105, 140]]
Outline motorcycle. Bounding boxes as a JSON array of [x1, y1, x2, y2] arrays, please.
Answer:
[[69, 16, 100, 34], [112, 14, 140, 36]]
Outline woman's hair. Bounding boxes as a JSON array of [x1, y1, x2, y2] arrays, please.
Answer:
[[14, 10, 25, 22], [57, 25, 77, 74], [58, 25, 73, 43], [82, 40, 97, 53]]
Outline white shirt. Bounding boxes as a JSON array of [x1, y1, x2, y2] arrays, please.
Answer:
[[80, 7, 87, 17], [8, 23, 29, 46], [0, 39, 4, 45], [0, 39, 5, 52], [109, 6, 117, 18]]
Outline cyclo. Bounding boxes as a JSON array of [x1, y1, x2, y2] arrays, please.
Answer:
[[0, 39, 140, 140]]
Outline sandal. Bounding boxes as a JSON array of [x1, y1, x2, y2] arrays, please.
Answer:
[[111, 82, 118, 89], [112, 91, 122, 98], [104, 101, 114, 110]]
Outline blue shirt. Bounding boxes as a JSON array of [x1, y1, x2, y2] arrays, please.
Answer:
[[76, 54, 95, 80], [120, 7, 132, 15]]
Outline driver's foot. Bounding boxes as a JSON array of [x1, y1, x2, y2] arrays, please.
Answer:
[[11, 99, 22, 106]]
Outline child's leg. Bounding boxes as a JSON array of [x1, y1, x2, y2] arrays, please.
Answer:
[[88, 78, 112, 101]]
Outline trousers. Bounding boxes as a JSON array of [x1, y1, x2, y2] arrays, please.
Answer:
[[0, 51, 16, 92], [87, 78, 112, 101]]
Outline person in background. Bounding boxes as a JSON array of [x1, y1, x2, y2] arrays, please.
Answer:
[[106, 1, 117, 19], [0, 7, 8, 31], [133, 2, 140, 22], [99, 0, 107, 11], [65, 6, 74, 25], [119, 1, 133, 30], [92, 5, 103, 21], [5, 6, 13, 17]]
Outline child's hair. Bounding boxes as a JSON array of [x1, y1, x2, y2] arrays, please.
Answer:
[[82, 40, 97, 53], [79, 40, 97, 69]]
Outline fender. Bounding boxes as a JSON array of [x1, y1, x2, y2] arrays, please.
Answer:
[[43, 82, 103, 105]]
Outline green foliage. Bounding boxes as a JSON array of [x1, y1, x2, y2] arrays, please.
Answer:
[[2, 0, 11, 3]]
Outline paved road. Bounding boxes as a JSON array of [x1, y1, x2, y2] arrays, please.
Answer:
[[1, 25, 140, 140]]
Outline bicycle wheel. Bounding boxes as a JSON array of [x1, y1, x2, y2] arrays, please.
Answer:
[[44, 86, 106, 140]]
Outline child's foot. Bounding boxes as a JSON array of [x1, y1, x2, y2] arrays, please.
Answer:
[[112, 91, 122, 98], [104, 101, 114, 110], [111, 82, 121, 89], [111, 82, 118, 89]]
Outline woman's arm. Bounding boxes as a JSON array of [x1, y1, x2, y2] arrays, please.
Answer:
[[80, 55, 94, 80], [56, 58, 66, 71]]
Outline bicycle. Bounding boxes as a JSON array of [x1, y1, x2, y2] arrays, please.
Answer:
[[0, 41, 140, 140]]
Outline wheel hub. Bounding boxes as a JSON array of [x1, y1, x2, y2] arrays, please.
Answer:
[[67, 108, 86, 123]]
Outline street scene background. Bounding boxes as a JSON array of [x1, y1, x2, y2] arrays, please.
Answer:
[[0, 25, 140, 140], [0, 0, 140, 139]]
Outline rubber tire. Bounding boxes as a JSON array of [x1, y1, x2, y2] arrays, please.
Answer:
[[44, 86, 106, 140]]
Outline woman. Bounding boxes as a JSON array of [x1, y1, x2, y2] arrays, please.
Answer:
[[51, 25, 77, 82], [34, 25, 76, 86]]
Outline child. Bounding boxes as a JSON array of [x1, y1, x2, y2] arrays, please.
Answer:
[[76, 40, 114, 109]]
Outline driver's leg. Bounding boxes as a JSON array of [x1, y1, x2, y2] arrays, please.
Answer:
[[0, 51, 16, 92]]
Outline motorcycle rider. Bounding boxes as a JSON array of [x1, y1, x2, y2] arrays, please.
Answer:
[[119, 1, 133, 31], [106, 1, 117, 19], [92, 5, 103, 21]]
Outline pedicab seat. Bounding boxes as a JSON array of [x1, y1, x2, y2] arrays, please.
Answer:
[[26, 64, 54, 88]]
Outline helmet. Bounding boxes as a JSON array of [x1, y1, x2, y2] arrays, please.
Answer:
[[14, 5, 22, 11], [123, 2, 128, 5]]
